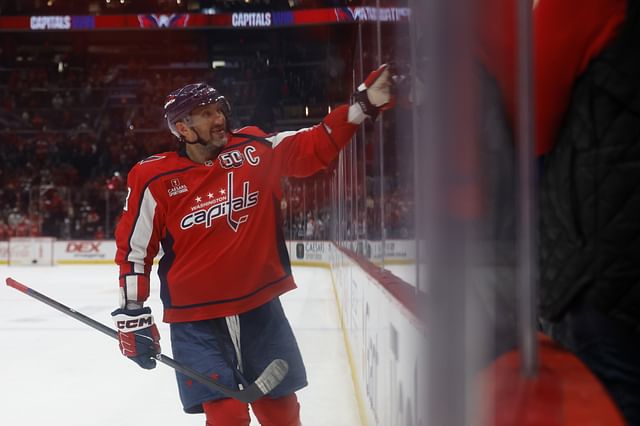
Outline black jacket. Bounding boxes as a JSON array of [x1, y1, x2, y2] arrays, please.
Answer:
[[539, 2, 640, 329]]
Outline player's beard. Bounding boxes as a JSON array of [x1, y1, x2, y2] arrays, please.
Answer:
[[208, 126, 227, 148], [192, 126, 227, 157], [184, 123, 228, 163]]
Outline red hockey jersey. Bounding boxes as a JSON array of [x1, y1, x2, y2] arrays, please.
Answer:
[[115, 105, 358, 323]]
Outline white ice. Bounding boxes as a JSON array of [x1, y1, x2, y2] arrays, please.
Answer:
[[0, 265, 360, 426]]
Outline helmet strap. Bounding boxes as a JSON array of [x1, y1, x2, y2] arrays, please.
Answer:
[[178, 116, 208, 145], [177, 108, 228, 145], [183, 127, 209, 146]]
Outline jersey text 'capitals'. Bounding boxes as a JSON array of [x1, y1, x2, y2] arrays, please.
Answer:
[[180, 172, 259, 232]]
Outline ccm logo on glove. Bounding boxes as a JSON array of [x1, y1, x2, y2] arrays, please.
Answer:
[[112, 309, 155, 332], [111, 306, 161, 369], [115, 316, 154, 330]]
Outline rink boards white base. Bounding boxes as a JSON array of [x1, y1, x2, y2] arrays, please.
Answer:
[[0, 240, 118, 265], [0, 239, 423, 426], [0, 239, 416, 266]]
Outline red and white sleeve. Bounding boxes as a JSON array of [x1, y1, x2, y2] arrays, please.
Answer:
[[266, 104, 359, 177], [114, 166, 164, 308]]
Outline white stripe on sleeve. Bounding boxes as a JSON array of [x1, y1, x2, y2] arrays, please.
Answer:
[[127, 187, 158, 273], [265, 127, 313, 148]]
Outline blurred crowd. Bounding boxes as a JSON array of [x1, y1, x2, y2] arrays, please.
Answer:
[[0, 33, 413, 242]]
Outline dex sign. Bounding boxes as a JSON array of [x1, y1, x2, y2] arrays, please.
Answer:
[[30, 15, 71, 30], [66, 242, 101, 253]]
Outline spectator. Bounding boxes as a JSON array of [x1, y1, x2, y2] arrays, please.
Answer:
[[305, 214, 315, 239], [94, 226, 106, 240], [7, 207, 23, 228], [479, 0, 637, 422], [0, 219, 10, 240], [534, 1, 640, 424]]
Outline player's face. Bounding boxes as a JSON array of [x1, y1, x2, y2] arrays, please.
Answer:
[[188, 103, 228, 148]]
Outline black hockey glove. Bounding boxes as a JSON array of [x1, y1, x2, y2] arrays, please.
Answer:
[[111, 306, 161, 370], [350, 63, 396, 123]]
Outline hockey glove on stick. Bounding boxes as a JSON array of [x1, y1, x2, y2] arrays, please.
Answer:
[[349, 63, 396, 124], [111, 307, 161, 370]]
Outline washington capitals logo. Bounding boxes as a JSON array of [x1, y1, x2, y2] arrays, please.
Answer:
[[138, 14, 189, 28], [334, 7, 355, 22], [180, 172, 259, 232]]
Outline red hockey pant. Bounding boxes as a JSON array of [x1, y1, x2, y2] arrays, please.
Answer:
[[203, 393, 300, 426]]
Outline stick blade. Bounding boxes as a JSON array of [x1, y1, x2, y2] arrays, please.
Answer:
[[233, 358, 289, 403], [254, 358, 289, 395]]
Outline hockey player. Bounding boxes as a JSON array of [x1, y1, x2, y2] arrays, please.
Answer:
[[111, 64, 394, 425]]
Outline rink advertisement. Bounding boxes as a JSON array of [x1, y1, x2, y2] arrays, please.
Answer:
[[248, 240, 426, 425], [288, 240, 332, 264], [330, 244, 425, 426], [2, 239, 339, 265], [0, 240, 161, 264], [287, 239, 416, 266], [56, 241, 115, 263], [0, 241, 7, 264]]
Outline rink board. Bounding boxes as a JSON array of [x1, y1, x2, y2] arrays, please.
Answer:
[[288, 241, 425, 426], [0, 239, 417, 266]]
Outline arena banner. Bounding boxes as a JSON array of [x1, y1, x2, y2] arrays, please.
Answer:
[[0, 7, 409, 32]]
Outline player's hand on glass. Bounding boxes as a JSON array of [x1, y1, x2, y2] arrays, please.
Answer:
[[352, 63, 397, 121], [111, 306, 161, 370]]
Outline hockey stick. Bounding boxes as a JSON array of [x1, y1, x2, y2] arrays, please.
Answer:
[[5, 277, 288, 403]]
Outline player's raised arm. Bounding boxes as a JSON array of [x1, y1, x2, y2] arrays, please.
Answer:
[[267, 63, 395, 177]]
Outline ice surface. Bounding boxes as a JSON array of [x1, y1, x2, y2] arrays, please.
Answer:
[[0, 265, 360, 426]]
